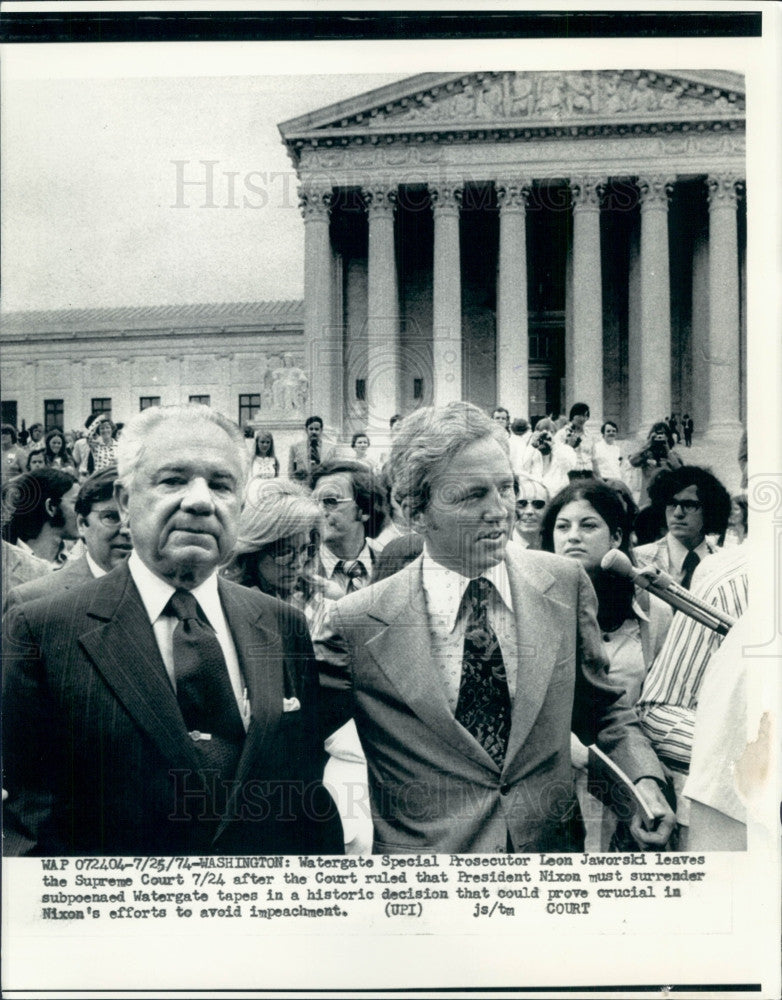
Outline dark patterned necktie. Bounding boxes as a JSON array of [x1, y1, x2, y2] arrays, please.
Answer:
[[680, 550, 700, 590], [455, 577, 511, 767], [167, 590, 245, 773], [338, 559, 369, 593], [309, 437, 320, 467]]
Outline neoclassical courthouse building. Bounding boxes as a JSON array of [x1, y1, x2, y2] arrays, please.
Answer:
[[2, 70, 745, 457]]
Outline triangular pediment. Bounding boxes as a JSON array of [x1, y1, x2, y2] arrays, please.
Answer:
[[279, 70, 744, 155]]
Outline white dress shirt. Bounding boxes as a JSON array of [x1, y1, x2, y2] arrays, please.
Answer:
[[127, 551, 249, 729], [665, 534, 713, 584], [420, 546, 519, 712], [85, 552, 107, 579]]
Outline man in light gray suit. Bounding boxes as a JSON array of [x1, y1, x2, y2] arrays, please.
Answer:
[[318, 402, 675, 854], [4, 466, 132, 612]]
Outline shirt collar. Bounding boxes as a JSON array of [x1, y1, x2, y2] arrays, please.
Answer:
[[128, 550, 221, 628], [421, 544, 513, 633], [666, 533, 711, 574], [85, 551, 107, 579], [320, 541, 374, 579]]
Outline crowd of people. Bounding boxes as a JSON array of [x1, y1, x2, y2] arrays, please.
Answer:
[[1, 396, 749, 857]]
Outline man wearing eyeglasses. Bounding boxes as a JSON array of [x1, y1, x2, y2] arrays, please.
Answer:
[[634, 466, 731, 589], [4, 467, 131, 612], [310, 458, 386, 598]]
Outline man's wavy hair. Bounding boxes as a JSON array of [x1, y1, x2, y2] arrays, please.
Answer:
[[387, 401, 509, 519], [310, 457, 386, 539], [647, 465, 731, 537]]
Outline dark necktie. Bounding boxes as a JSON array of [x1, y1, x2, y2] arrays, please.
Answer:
[[309, 437, 320, 467], [455, 577, 512, 768], [167, 590, 245, 772], [338, 559, 368, 593], [680, 550, 700, 590]]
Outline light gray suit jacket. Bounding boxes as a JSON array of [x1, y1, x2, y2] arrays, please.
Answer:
[[1, 540, 53, 611], [317, 545, 665, 854], [634, 534, 718, 579], [4, 553, 93, 614]]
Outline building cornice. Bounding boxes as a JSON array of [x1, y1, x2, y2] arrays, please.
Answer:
[[280, 70, 744, 166]]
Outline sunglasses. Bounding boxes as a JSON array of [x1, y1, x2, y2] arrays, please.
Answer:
[[316, 496, 354, 511], [666, 499, 702, 513], [517, 499, 546, 510]]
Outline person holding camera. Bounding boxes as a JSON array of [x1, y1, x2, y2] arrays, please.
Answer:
[[629, 421, 683, 507], [553, 403, 601, 479], [520, 417, 576, 496]]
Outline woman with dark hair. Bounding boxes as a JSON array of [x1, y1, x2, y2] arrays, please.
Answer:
[[250, 429, 279, 480], [351, 430, 381, 473], [44, 428, 77, 474], [82, 414, 118, 476], [2, 424, 24, 478], [542, 479, 672, 704], [629, 421, 683, 507], [541, 479, 673, 849]]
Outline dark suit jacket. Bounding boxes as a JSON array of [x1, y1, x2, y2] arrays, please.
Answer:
[[317, 545, 665, 854], [4, 553, 93, 613], [3, 562, 342, 856]]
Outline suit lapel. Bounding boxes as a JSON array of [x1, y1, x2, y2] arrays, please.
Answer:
[[220, 580, 281, 772], [214, 582, 283, 841], [363, 558, 498, 771], [502, 548, 564, 769], [77, 564, 202, 771]]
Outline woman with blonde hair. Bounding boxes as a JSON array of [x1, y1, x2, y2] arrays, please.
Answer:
[[512, 473, 549, 550], [250, 429, 279, 480], [227, 479, 323, 612], [227, 478, 370, 853]]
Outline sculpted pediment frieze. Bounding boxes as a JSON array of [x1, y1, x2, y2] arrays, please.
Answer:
[[326, 71, 744, 131]]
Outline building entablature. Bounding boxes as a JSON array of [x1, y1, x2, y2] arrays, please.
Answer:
[[280, 70, 745, 168]]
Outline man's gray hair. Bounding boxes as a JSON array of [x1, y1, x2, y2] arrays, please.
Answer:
[[387, 401, 509, 518], [117, 404, 250, 488]]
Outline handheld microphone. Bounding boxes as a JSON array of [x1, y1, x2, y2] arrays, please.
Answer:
[[600, 549, 735, 636]]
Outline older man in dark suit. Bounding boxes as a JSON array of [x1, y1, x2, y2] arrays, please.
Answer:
[[3, 403, 341, 856], [318, 402, 674, 854]]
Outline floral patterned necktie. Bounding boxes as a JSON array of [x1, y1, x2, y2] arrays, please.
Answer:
[[454, 577, 511, 767]]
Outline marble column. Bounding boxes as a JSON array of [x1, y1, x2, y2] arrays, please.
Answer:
[[495, 179, 530, 418], [363, 185, 400, 438], [705, 174, 744, 437], [634, 175, 674, 433], [299, 186, 337, 431], [570, 176, 605, 430], [430, 183, 463, 406]]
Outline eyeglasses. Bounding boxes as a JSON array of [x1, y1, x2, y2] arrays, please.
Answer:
[[666, 499, 702, 513], [265, 542, 312, 566], [316, 496, 354, 511], [93, 509, 122, 527], [517, 499, 546, 510]]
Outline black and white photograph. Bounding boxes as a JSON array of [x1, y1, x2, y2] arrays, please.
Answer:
[[1, 6, 779, 998]]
